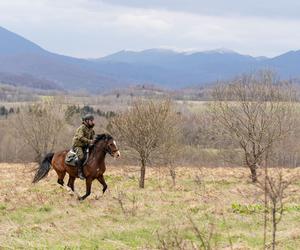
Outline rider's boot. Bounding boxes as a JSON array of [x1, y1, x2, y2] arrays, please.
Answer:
[[76, 159, 85, 180]]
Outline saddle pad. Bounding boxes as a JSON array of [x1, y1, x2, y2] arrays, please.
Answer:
[[64, 148, 89, 167], [65, 150, 78, 167]]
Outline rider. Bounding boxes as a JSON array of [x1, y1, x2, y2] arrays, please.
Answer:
[[72, 114, 95, 180]]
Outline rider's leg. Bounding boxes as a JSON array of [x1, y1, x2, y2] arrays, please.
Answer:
[[74, 147, 85, 180]]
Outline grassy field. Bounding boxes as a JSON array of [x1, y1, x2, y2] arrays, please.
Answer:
[[1, 164, 300, 249]]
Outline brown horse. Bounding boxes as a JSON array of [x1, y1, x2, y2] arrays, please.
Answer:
[[32, 133, 120, 200]]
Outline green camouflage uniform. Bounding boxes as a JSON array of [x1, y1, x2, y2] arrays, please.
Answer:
[[72, 123, 95, 160]]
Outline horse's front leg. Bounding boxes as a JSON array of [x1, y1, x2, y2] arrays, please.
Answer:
[[79, 177, 93, 200], [97, 175, 107, 193], [67, 176, 75, 192]]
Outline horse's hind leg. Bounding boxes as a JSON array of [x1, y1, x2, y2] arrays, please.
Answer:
[[67, 176, 76, 191]]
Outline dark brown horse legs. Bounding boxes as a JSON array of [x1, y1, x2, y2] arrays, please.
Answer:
[[67, 176, 75, 191], [57, 179, 64, 186], [56, 171, 66, 187], [97, 175, 107, 193], [79, 178, 92, 200]]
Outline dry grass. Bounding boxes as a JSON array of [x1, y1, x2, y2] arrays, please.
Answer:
[[0, 163, 300, 249]]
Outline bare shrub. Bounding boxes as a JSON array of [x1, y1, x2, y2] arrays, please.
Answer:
[[156, 226, 191, 250], [188, 216, 216, 250], [109, 99, 180, 188], [156, 216, 218, 250], [12, 99, 65, 162], [256, 165, 297, 250], [112, 190, 139, 217], [0, 118, 29, 162], [157, 114, 182, 187]]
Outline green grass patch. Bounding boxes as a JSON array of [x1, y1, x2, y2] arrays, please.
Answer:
[[231, 203, 264, 214], [0, 203, 6, 210], [38, 204, 53, 213]]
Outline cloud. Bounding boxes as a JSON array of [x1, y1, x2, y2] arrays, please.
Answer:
[[0, 0, 299, 58], [97, 0, 300, 19]]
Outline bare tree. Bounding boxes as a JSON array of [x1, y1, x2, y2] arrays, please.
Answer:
[[110, 99, 180, 188], [210, 71, 296, 182], [13, 99, 65, 162]]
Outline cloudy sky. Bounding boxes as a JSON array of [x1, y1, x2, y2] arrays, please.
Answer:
[[0, 0, 299, 58]]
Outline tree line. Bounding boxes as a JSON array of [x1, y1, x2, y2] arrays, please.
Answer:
[[65, 105, 116, 121], [0, 106, 19, 118]]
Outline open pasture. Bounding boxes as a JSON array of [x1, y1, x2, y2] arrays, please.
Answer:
[[0, 164, 300, 249]]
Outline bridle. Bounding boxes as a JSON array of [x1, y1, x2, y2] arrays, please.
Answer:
[[105, 142, 119, 156], [92, 139, 119, 156]]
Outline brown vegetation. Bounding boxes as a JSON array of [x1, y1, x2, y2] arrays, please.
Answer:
[[109, 99, 180, 188], [1, 164, 300, 249], [210, 71, 297, 182]]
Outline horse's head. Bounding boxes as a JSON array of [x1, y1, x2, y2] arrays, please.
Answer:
[[92, 134, 120, 158]]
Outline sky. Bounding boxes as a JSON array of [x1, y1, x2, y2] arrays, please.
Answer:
[[0, 0, 299, 58]]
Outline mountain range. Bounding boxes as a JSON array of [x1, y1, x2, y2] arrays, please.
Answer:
[[0, 26, 299, 92]]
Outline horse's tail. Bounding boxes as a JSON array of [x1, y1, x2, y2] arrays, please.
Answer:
[[32, 153, 54, 183]]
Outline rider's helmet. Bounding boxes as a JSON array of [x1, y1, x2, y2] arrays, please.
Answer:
[[82, 114, 94, 122]]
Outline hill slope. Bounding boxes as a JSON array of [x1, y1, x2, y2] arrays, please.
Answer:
[[1, 26, 300, 91]]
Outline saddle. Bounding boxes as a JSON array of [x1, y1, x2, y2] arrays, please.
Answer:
[[65, 148, 89, 167]]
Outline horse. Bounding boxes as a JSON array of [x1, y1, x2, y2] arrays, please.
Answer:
[[32, 133, 120, 200]]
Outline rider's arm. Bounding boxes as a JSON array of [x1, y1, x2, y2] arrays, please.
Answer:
[[74, 127, 93, 144]]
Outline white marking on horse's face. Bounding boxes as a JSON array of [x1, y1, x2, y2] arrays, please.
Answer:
[[114, 150, 121, 158], [111, 140, 120, 158]]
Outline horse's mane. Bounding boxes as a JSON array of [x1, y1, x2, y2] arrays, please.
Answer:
[[89, 133, 113, 153], [94, 133, 113, 143]]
